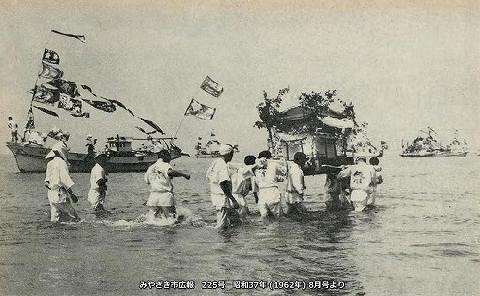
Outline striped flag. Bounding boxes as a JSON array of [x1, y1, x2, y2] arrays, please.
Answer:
[[81, 99, 117, 112], [33, 105, 59, 117]]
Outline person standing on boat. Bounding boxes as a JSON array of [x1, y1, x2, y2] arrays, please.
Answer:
[[7, 116, 18, 143], [255, 150, 287, 219], [85, 135, 96, 156], [44, 146, 80, 222], [206, 144, 241, 229], [144, 149, 191, 220], [88, 154, 109, 212], [285, 152, 308, 216]]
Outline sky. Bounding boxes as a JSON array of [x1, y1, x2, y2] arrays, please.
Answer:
[[1, 0, 479, 156]]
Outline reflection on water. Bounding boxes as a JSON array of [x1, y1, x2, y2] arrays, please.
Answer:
[[0, 155, 479, 295]]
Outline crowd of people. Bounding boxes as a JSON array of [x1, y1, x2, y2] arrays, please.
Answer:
[[42, 135, 383, 227]]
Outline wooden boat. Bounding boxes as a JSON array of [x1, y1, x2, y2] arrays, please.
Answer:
[[194, 131, 238, 158], [7, 31, 189, 173], [7, 136, 187, 173], [401, 127, 468, 158], [400, 151, 436, 157]]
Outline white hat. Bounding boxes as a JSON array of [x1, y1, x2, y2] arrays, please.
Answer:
[[218, 144, 233, 156], [45, 150, 55, 159], [86, 134, 93, 140], [50, 142, 68, 160], [353, 152, 372, 160]]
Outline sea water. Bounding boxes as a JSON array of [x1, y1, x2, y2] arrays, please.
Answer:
[[0, 155, 479, 295]]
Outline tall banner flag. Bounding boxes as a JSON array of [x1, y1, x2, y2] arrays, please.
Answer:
[[138, 118, 164, 134], [80, 84, 95, 95], [103, 98, 135, 116], [33, 82, 89, 118], [80, 85, 136, 116], [33, 105, 59, 117], [47, 79, 79, 97], [57, 94, 89, 118], [135, 126, 157, 135], [33, 85, 58, 104], [200, 76, 224, 97], [25, 108, 35, 130], [39, 62, 63, 80], [43, 49, 60, 64], [51, 29, 86, 43], [184, 99, 216, 120], [81, 99, 117, 112]]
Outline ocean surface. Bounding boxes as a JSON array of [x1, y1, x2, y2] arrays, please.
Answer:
[[0, 153, 479, 296]]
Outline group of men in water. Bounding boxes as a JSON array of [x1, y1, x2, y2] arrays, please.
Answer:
[[42, 135, 383, 227], [203, 144, 382, 228]]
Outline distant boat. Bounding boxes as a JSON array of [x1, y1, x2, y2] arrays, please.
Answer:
[[194, 131, 238, 158], [400, 127, 468, 157]]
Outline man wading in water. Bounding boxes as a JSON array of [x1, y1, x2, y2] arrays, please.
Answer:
[[88, 154, 109, 213], [206, 144, 241, 229], [144, 150, 191, 222], [254, 150, 287, 220], [44, 146, 80, 223], [338, 156, 376, 212]]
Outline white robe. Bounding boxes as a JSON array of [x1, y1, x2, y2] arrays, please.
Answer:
[[145, 160, 174, 207], [231, 165, 256, 207], [45, 157, 77, 221], [286, 162, 305, 204], [88, 163, 107, 208], [338, 162, 375, 211], [207, 158, 233, 210], [45, 157, 74, 203]]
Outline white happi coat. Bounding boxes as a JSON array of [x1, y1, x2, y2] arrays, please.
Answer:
[[286, 162, 305, 204], [88, 163, 107, 207], [144, 159, 174, 207], [207, 158, 234, 210], [45, 157, 74, 204], [231, 164, 256, 207]]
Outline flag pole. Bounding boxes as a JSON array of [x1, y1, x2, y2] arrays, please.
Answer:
[[173, 76, 217, 139], [173, 115, 186, 138], [171, 98, 191, 138]]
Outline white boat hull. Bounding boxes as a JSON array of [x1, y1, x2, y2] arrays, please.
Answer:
[[6, 142, 181, 173]]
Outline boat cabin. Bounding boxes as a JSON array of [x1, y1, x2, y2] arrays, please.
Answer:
[[106, 136, 134, 156]]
